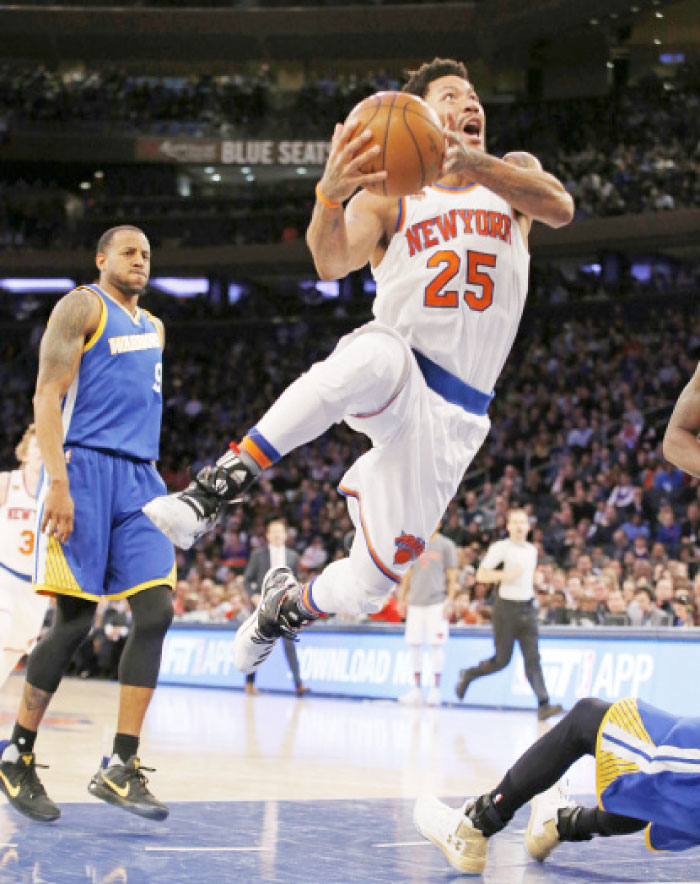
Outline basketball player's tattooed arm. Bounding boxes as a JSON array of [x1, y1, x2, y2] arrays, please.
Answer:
[[663, 363, 700, 477], [33, 288, 101, 543], [442, 120, 574, 229], [307, 122, 391, 280]]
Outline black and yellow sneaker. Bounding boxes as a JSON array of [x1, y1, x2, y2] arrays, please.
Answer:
[[0, 741, 60, 822], [88, 756, 168, 821]]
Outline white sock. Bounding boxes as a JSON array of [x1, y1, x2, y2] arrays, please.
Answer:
[[409, 645, 423, 687], [430, 645, 445, 686]]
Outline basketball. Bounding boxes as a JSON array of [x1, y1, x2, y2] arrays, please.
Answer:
[[344, 91, 445, 197]]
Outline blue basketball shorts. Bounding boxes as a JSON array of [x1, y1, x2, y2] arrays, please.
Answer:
[[34, 446, 176, 600]]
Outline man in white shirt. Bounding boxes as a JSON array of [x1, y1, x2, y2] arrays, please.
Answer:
[[455, 509, 562, 721]]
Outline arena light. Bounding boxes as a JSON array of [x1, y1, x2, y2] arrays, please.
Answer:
[[228, 283, 243, 304], [150, 277, 209, 297], [315, 281, 339, 299], [0, 277, 76, 293]]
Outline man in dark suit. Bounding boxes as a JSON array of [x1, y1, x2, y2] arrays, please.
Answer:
[[243, 518, 307, 696]]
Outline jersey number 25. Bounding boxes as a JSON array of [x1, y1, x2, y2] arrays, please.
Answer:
[[424, 249, 496, 312]]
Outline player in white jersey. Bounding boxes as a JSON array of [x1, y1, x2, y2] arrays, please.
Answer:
[[144, 58, 574, 674], [0, 426, 49, 687]]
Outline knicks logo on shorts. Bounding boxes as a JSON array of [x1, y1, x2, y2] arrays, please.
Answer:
[[393, 532, 425, 565]]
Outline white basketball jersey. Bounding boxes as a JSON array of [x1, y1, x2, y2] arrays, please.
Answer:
[[371, 183, 530, 395], [0, 470, 37, 581]]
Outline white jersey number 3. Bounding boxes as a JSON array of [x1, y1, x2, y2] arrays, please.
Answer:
[[424, 249, 497, 312]]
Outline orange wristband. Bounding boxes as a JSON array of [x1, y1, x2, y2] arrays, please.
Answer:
[[315, 182, 342, 210]]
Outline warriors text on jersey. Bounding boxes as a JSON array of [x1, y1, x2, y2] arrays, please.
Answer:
[[371, 183, 529, 396], [62, 284, 163, 461], [0, 470, 36, 583]]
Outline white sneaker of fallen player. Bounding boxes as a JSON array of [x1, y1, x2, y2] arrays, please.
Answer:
[[525, 778, 575, 862], [413, 795, 488, 875]]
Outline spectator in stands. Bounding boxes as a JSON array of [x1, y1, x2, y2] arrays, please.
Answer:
[[627, 585, 670, 627]]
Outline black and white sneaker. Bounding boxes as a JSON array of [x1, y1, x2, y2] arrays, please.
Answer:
[[143, 447, 260, 549], [232, 567, 302, 674]]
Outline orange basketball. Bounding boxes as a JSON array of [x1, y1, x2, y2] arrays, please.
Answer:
[[345, 91, 445, 198]]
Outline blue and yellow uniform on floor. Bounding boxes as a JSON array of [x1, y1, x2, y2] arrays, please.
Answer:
[[597, 695, 700, 852], [33, 284, 175, 601]]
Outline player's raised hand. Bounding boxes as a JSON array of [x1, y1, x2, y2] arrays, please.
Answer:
[[41, 479, 74, 543], [317, 123, 387, 205]]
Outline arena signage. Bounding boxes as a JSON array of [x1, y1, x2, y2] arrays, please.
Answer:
[[160, 626, 699, 717], [136, 138, 331, 165]]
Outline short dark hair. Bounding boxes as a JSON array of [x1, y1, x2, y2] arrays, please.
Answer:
[[96, 225, 146, 255], [635, 584, 654, 602], [403, 57, 470, 99]]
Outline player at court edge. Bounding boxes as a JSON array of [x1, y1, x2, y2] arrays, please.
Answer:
[[0, 425, 49, 688], [414, 696, 700, 875], [0, 226, 175, 823], [144, 57, 574, 676]]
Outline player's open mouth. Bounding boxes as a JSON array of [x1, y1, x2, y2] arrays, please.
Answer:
[[463, 121, 481, 137]]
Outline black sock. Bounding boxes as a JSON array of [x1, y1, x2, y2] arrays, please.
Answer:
[[10, 722, 36, 755], [280, 595, 317, 625], [112, 733, 139, 764], [10, 723, 37, 755], [558, 806, 647, 841], [467, 787, 513, 836]]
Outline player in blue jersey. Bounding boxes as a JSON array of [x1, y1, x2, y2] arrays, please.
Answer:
[[414, 695, 700, 875], [0, 226, 175, 823]]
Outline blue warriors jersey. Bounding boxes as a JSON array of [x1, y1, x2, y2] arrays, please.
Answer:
[[62, 284, 163, 461], [596, 697, 700, 852]]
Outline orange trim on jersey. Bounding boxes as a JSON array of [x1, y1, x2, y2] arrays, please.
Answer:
[[431, 182, 478, 193], [240, 436, 272, 470], [338, 484, 400, 583]]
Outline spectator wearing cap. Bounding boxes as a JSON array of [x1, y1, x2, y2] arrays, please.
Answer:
[[672, 593, 695, 628]]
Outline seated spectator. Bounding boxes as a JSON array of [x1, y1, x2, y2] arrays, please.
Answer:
[[570, 590, 602, 627], [655, 506, 681, 557], [654, 576, 675, 619], [544, 589, 571, 625], [602, 589, 631, 626], [672, 592, 695, 628], [299, 534, 329, 574], [627, 585, 670, 627]]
